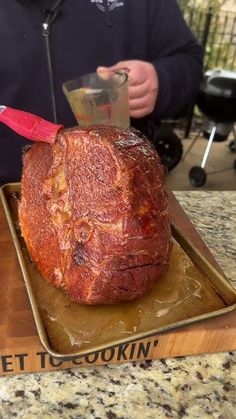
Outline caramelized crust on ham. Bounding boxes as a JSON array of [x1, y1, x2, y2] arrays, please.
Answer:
[[19, 126, 172, 304]]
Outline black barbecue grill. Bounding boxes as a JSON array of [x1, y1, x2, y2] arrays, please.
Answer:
[[186, 69, 236, 187]]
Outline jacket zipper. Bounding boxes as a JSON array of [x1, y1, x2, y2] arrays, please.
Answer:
[[42, 19, 58, 124]]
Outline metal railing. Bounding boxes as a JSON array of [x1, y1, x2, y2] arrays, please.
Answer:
[[182, 5, 236, 70]]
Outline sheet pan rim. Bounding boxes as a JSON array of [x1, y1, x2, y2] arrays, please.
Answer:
[[1, 182, 236, 360]]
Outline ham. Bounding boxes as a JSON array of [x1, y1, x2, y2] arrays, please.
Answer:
[[19, 126, 172, 304]]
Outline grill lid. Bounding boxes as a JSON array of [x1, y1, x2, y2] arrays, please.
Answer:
[[200, 69, 236, 99]]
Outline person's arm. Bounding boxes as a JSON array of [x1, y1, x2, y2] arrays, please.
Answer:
[[98, 0, 203, 120], [148, 0, 203, 119]]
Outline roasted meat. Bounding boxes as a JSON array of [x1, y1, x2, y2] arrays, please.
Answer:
[[19, 126, 172, 304]]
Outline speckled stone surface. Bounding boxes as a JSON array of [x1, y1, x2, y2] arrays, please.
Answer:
[[0, 191, 236, 419]]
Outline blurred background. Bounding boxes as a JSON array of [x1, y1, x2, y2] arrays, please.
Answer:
[[162, 0, 236, 190]]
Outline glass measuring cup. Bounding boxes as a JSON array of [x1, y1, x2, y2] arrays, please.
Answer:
[[62, 69, 130, 128]]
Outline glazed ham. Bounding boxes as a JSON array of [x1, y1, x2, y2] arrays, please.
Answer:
[[19, 126, 172, 304]]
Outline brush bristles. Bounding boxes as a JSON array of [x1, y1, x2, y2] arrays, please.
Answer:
[[32, 119, 63, 143]]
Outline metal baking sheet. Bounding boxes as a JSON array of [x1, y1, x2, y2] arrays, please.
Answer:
[[1, 182, 236, 360]]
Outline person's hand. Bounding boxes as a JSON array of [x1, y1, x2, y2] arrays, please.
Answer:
[[97, 60, 159, 118]]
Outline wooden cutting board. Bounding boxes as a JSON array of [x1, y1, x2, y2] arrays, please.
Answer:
[[0, 191, 236, 376]]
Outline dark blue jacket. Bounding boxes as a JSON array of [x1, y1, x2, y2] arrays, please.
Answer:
[[0, 0, 203, 184]]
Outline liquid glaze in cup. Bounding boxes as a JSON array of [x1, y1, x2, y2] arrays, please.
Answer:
[[63, 70, 130, 128]]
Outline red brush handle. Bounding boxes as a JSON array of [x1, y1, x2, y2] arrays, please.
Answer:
[[0, 106, 63, 144]]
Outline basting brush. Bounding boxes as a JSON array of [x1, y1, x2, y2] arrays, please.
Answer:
[[0, 105, 63, 144]]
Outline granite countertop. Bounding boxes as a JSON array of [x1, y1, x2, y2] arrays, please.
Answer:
[[0, 191, 235, 419]]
